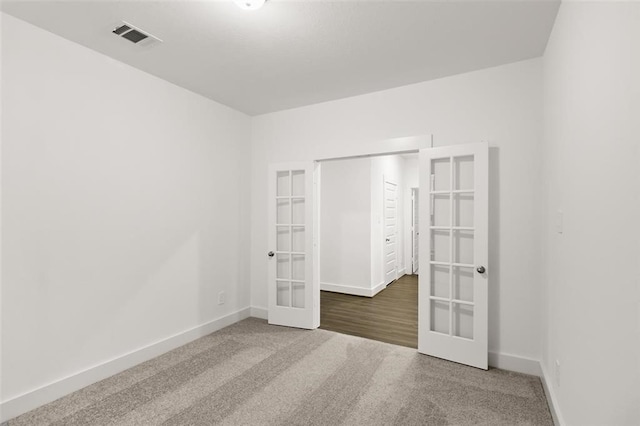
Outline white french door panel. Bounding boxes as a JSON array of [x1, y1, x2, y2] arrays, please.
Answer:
[[418, 143, 488, 369], [267, 162, 319, 329]]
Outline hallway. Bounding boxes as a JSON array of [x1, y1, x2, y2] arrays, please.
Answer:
[[320, 274, 418, 348]]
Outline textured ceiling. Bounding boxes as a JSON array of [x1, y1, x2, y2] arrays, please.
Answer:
[[1, 0, 560, 115]]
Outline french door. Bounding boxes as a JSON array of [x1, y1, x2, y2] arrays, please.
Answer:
[[418, 143, 489, 369], [267, 162, 319, 329]]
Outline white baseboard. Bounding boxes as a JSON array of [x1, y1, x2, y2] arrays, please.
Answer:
[[398, 268, 406, 277], [488, 353, 563, 426], [320, 282, 386, 297], [371, 281, 386, 296], [250, 306, 268, 320], [0, 307, 252, 423], [488, 351, 542, 376], [540, 364, 565, 426]]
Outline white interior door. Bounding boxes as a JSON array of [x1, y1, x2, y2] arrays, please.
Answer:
[[412, 188, 419, 274], [268, 162, 319, 329], [418, 143, 488, 369], [383, 179, 398, 285]]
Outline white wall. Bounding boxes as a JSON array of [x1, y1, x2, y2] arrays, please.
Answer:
[[1, 12, 251, 409], [320, 158, 371, 291], [541, 3, 640, 425], [251, 58, 544, 362]]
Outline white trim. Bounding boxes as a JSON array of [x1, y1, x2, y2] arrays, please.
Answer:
[[309, 135, 432, 334], [250, 306, 268, 320], [371, 281, 386, 296], [314, 135, 432, 162], [488, 351, 542, 376], [540, 363, 565, 426], [320, 281, 386, 298], [397, 267, 406, 277], [0, 307, 252, 423]]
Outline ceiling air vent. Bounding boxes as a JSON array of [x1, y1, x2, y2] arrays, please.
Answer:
[[112, 21, 162, 46]]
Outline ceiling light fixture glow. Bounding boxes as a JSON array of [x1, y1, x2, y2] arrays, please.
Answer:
[[234, 0, 266, 11]]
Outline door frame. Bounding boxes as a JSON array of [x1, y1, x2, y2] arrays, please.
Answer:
[[411, 187, 419, 274]]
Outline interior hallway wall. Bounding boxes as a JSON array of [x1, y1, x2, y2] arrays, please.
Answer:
[[319, 158, 372, 292], [1, 13, 251, 405], [250, 58, 544, 363], [541, 3, 640, 425]]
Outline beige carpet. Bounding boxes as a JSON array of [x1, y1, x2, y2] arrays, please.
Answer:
[[8, 318, 553, 425]]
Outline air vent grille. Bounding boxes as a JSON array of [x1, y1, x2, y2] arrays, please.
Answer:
[[121, 29, 148, 43], [112, 22, 161, 46], [112, 24, 131, 36]]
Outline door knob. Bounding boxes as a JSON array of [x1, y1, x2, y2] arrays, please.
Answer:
[[268, 251, 275, 257], [476, 266, 486, 274]]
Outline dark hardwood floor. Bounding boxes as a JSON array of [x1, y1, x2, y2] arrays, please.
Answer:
[[320, 274, 418, 348]]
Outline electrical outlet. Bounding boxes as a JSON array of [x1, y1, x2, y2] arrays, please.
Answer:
[[218, 291, 226, 305], [555, 359, 561, 388]]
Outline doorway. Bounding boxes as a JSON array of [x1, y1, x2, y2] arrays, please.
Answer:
[[316, 153, 419, 348]]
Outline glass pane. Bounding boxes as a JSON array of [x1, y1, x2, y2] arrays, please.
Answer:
[[276, 254, 290, 279], [292, 282, 305, 308], [431, 230, 449, 262], [453, 230, 474, 265], [432, 194, 450, 227], [430, 300, 449, 334], [454, 155, 474, 191], [453, 266, 474, 302], [453, 194, 474, 227], [292, 198, 305, 224], [453, 303, 474, 339], [277, 171, 290, 196], [292, 226, 305, 252], [431, 158, 450, 191], [277, 281, 290, 307], [277, 226, 290, 252], [430, 264, 449, 298], [292, 254, 305, 280], [291, 170, 305, 196], [277, 199, 290, 225]]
